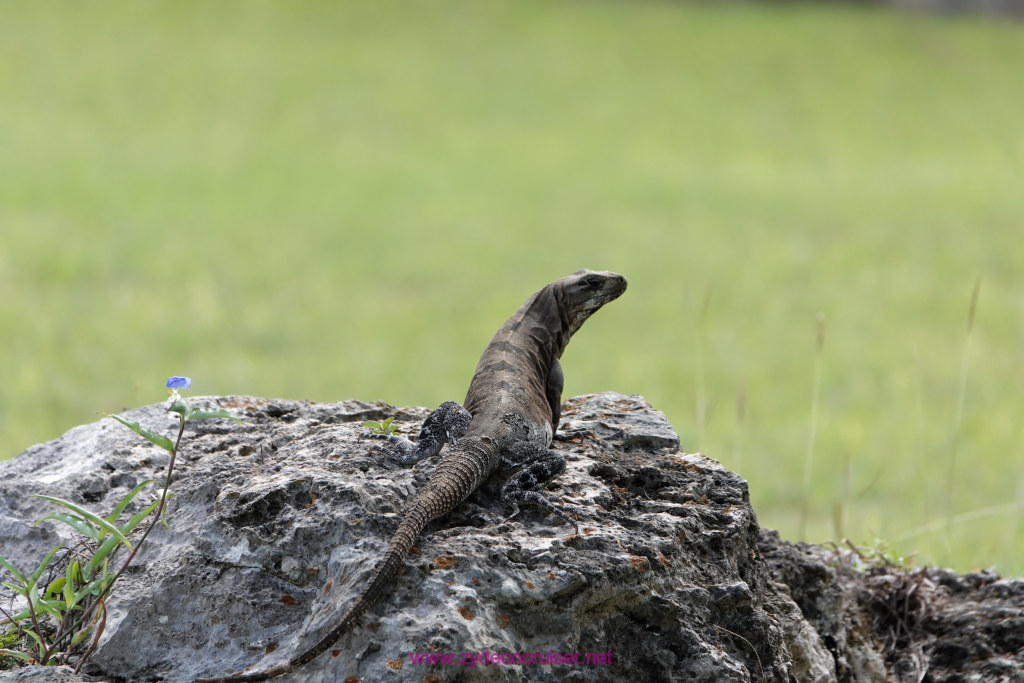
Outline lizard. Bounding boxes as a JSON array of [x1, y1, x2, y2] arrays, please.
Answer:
[[195, 268, 627, 682]]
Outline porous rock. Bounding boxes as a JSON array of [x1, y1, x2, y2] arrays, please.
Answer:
[[759, 531, 1024, 683], [0, 393, 1020, 682]]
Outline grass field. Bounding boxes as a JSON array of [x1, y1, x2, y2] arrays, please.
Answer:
[[1, 1, 1022, 575]]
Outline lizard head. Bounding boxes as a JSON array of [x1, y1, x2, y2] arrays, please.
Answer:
[[558, 269, 628, 336]]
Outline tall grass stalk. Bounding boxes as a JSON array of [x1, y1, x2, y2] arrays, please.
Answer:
[[733, 382, 747, 474], [1016, 478, 1023, 554], [833, 449, 851, 540], [895, 501, 1016, 544], [799, 312, 825, 541], [913, 344, 929, 523], [946, 280, 980, 525], [693, 287, 712, 452]]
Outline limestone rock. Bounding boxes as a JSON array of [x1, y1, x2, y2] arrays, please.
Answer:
[[1, 393, 1021, 682], [760, 530, 1024, 683], [0, 393, 805, 682]]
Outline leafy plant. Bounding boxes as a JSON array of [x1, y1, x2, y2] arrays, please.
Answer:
[[827, 538, 917, 572], [0, 376, 241, 671], [363, 417, 401, 437]]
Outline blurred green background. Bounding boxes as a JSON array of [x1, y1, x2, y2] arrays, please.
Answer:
[[1, 1, 1021, 574]]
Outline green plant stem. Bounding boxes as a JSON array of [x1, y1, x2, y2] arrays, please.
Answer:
[[41, 609, 69, 665], [63, 413, 186, 660], [25, 597, 43, 663], [73, 598, 105, 675], [109, 413, 185, 578], [946, 280, 979, 526]]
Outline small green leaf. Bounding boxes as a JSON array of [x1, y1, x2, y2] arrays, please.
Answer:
[[33, 496, 132, 550], [186, 408, 244, 423], [4, 607, 33, 623], [2, 582, 27, 598], [0, 648, 33, 663], [35, 512, 97, 541], [84, 496, 161, 578], [45, 576, 65, 600], [74, 576, 109, 602], [81, 562, 113, 600], [84, 537, 119, 579], [70, 623, 96, 648], [29, 546, 61, 587], [27, 583, 64, 622], [35, 597, 66, 619], [69, 599, 105, 647], [105, 479, 157, 525], [160, 492, 175, 529], [0, 555, 27, 585], [101, 413, 175, 452], [22, 626, 44, 653], [121, 497, 162, 535], [63, 563, 76, 610], [363, 418, 399, 435]]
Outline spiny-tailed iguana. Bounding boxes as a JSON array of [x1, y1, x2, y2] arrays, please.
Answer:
[[195, 269, 627, 682]]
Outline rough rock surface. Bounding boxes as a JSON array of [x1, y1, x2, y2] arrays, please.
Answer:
[[0, 393, 1021, 682], [760, 530, 1024, 683]]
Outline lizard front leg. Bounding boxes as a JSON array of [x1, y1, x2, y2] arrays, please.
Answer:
[[369, 400, 471, 465], [545, 358, 564, 428], [499, 442, 578, 533]]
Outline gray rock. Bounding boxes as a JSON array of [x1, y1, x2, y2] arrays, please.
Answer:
[[759, 530, 1024, 683], [0, 667, 97, 683], [0, 393, 808, 682], [1, 393, 1020, 682]]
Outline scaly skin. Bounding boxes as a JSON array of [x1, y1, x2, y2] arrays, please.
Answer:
[[195, 269, 627, 682]]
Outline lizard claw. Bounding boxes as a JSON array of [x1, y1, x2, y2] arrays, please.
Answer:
[[554, 504, 580, 535], [368, 443, 396, 459]]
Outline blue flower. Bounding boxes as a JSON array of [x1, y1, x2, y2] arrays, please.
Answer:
[[166, 376, 192, 390]]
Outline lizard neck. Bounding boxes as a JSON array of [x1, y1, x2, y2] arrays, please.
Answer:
[[463, 284, 566, 432]]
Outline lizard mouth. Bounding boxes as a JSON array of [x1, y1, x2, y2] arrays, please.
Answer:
[[566, 271, 628, 334]]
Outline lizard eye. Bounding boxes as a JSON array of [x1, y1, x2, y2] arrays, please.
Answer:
[[580, 275, 603, 290]]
